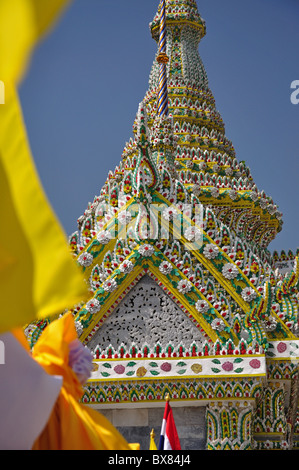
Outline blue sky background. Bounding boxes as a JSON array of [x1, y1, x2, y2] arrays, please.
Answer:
[[19, 0, 299, 255]]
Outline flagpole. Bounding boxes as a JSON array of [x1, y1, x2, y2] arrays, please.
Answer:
[[158, 393, 181, 450]]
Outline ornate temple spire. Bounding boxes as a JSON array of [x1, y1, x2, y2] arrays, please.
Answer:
[[121, 0, 282, 248], [150, 0, 207, 89], [156, 0, 169, 117]]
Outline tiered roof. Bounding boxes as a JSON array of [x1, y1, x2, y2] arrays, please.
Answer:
[[129, 0, 282, 249]]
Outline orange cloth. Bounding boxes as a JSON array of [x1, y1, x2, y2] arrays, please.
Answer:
[[32, 313, 133, 450]]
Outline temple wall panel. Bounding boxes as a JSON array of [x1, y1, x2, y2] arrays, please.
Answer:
[[96, 405, 207, 451]]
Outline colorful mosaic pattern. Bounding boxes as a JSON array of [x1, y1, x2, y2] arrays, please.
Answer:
[[90, 354, 266, 382], [266, 340, 299, 360], [253, 386, 286, 436], [206, 404, 253, 450], [82, 378, 263, 405]]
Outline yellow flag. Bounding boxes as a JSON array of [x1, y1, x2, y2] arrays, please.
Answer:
[[0, 0, 71, 87], [0, 84, 88, 333], [0, 0, 88, 333], [150, 429, 157, 450]]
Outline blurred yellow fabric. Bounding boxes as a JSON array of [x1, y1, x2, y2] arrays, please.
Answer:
[[0, 0, 71, 87], [0, 0, 88, 334], [32, 313, 133, 450], [0, 85, 88, 333]]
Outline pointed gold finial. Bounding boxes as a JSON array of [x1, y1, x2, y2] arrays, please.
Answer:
[[165, 393, 170, 402], [150, 428, 155, 438]]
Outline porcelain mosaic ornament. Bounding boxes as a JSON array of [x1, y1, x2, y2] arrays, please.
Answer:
[[25, 0, 299, 451]]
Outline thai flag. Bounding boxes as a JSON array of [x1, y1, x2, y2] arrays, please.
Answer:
[[158, 401, 181, 450]]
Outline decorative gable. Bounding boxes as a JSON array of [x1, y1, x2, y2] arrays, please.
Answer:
[[86, 274, 207, 354]]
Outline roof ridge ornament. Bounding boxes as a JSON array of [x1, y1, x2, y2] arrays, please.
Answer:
[[132, 102, 160, 198]]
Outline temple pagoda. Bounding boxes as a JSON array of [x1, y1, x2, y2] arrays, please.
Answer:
[[27, 0, 299, 450]]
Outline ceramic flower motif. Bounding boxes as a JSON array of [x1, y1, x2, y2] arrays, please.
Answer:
[[119, 259, 134, 274], [86, 298, 101, 314], [78, 252, 93, 267], [198, 162, 207, 170], [192, 184, 201, 196], [222, 361, 233, 372], [162, 206, 178, 221], [211, 187, 219, 198], [118, 210, 132, 225], [241, 287, 257, 302], [249, 359, 261, 369], [259, 198, 268, 209], [195, 299, 209, 313], [138, 244, 155, 257], [222, 263, 239, 280], [203, 244, 219, 260], [184, 226, 201, 242], [159, 260, 173, 275], [211, 318, 225, 332], [177, 279, 192, 294], [228, 189, 238, 201], [262, 316, 277, 332], [97, 230, 112, 244], [102, 278, 118, 292], [250, 191, 259, 202]]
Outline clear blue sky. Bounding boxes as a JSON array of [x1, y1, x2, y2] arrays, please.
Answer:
[[19, 0, 299, 255]]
